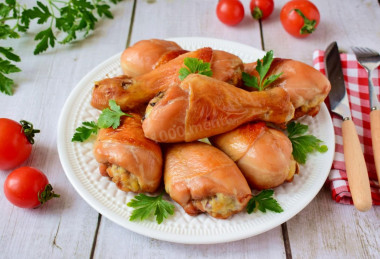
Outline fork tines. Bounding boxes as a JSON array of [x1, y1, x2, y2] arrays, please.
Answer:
[[352, 46, 380, 59]]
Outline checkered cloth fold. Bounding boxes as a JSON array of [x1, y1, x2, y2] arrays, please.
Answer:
[[313, 50, 380, 205]]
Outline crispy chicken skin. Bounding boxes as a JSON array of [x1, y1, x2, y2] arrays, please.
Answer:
[[164, 142, 252, 219], [244, 58, 331, 119], [211, 50, 243, 85], [92, 48, 244, 111], [210, 122, 298, 190], [142, 74, 295, 142], [120, 39, 185, 77], [91, 48, 213, 111], [91, 75, 134, 112], [93, 114, 162, 193]]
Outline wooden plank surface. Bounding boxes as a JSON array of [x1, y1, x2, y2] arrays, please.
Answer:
[[130, 0, 263, 49], [0, 1, 133, 258], [1, 0, 380, 258], [94, 219, 285, 259], [92, 0, 286, 257]]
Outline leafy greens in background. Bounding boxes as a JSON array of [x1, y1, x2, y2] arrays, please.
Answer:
[[0, 0, 123, 95]]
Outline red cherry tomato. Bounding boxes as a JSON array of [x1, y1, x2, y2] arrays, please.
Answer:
[[216, 0, 245, 26], [250, 0, 274, 20], [0, 119, 40, 170], [280, 0, 320, 38], [4, 167, 59, 208]]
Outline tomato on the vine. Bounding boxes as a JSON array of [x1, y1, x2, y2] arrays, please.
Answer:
[[280, 0, 320, 38], [0, 119, 39, 170], [4, 167, 59, 208], [250, 0, 274, 20], [216, 0, 245, 26]]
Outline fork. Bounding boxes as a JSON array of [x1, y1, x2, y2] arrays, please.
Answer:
[[352, 46, 380, 182]]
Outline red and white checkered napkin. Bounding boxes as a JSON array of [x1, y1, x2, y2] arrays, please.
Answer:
[[313, 50, 380, 205]]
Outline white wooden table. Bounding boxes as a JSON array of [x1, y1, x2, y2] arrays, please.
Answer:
[[1, 1, 380, 258]]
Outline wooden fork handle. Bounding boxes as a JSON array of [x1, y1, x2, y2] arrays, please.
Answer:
[[370, 109, 380, 185], [342, 119, 372, 211]]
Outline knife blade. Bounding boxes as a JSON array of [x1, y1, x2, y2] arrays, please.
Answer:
[[324, 42, 372, 212]]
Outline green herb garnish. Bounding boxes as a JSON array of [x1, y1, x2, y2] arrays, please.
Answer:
[[72, 121, 99, 142], [178, 57, 212, 81], [127, 193, 175, 224], [0, 48, 21, 95], [247, 190, 283, 214], [287, 121, 328, 164], [242, 50, 282, 91], [97, 100, 132, 129], [0, 0, 122, 95], [72, 100, 132, 142]]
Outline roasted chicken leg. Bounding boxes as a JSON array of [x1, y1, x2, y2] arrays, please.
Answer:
[[91, 48, 213, 111], [244, 58, 331, 119], [120, 39, 186, 77], [164, 142, 252, 219], [92, 48, 244, 111], [93, 114, 162, 193], [143, 74, 295, 142], [210, 122, 298, 189]]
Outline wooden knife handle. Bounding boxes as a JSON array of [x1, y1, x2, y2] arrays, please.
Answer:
[[342, 119, 372, 212], [370, 109, 380, 184]]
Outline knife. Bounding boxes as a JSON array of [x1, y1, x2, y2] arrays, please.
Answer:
[[325, 42, 372, 212]]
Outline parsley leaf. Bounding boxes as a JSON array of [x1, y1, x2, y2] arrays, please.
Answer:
[[96, 4, 113, 19], [242, 71, 259, 90], [97, 100, 132, 129], [127, 193, 175, 224], [287, 121, 328, 164], [0, 73, 15, 95], [34, 27, 56, 55], [25, 1, 51, 24], [247, 190, 283, 214], [72, 121, 99, 142], [0, 58, 21, 95], [0, 0, 122, 95], [242, 50, 283, 91], [178, 57, 212, 81], [0, 47, 21, 62], [72, 100, 133, 142], [0, 58, 21, 74]]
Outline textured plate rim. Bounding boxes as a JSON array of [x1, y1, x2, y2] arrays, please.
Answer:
[[57, 37, 335, 244]]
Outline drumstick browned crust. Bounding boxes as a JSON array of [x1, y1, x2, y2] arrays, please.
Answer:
[[91, 48, 213, 111], [142, 74, 295, 142], [164, 142, 252, 219], [120, 39, 184, 77], [210, 122, 298, 189], [243, 58, 331, 119], [93, 114, 162, 193]]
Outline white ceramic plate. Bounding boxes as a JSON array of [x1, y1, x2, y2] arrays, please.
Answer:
[[57, 37, 335, 244]]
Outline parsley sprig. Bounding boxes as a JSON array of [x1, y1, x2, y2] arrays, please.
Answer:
[[72, 121, 99, 142], [127, 193, 175, 224], [72, 100, 132, 142], [178, 57, 212, 81], [0, 0, 122, 95], [97, 99, 132, 129], [247, 190, 283, 214], [242, 50, 283, 91], [287, 121, 328, 164]]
